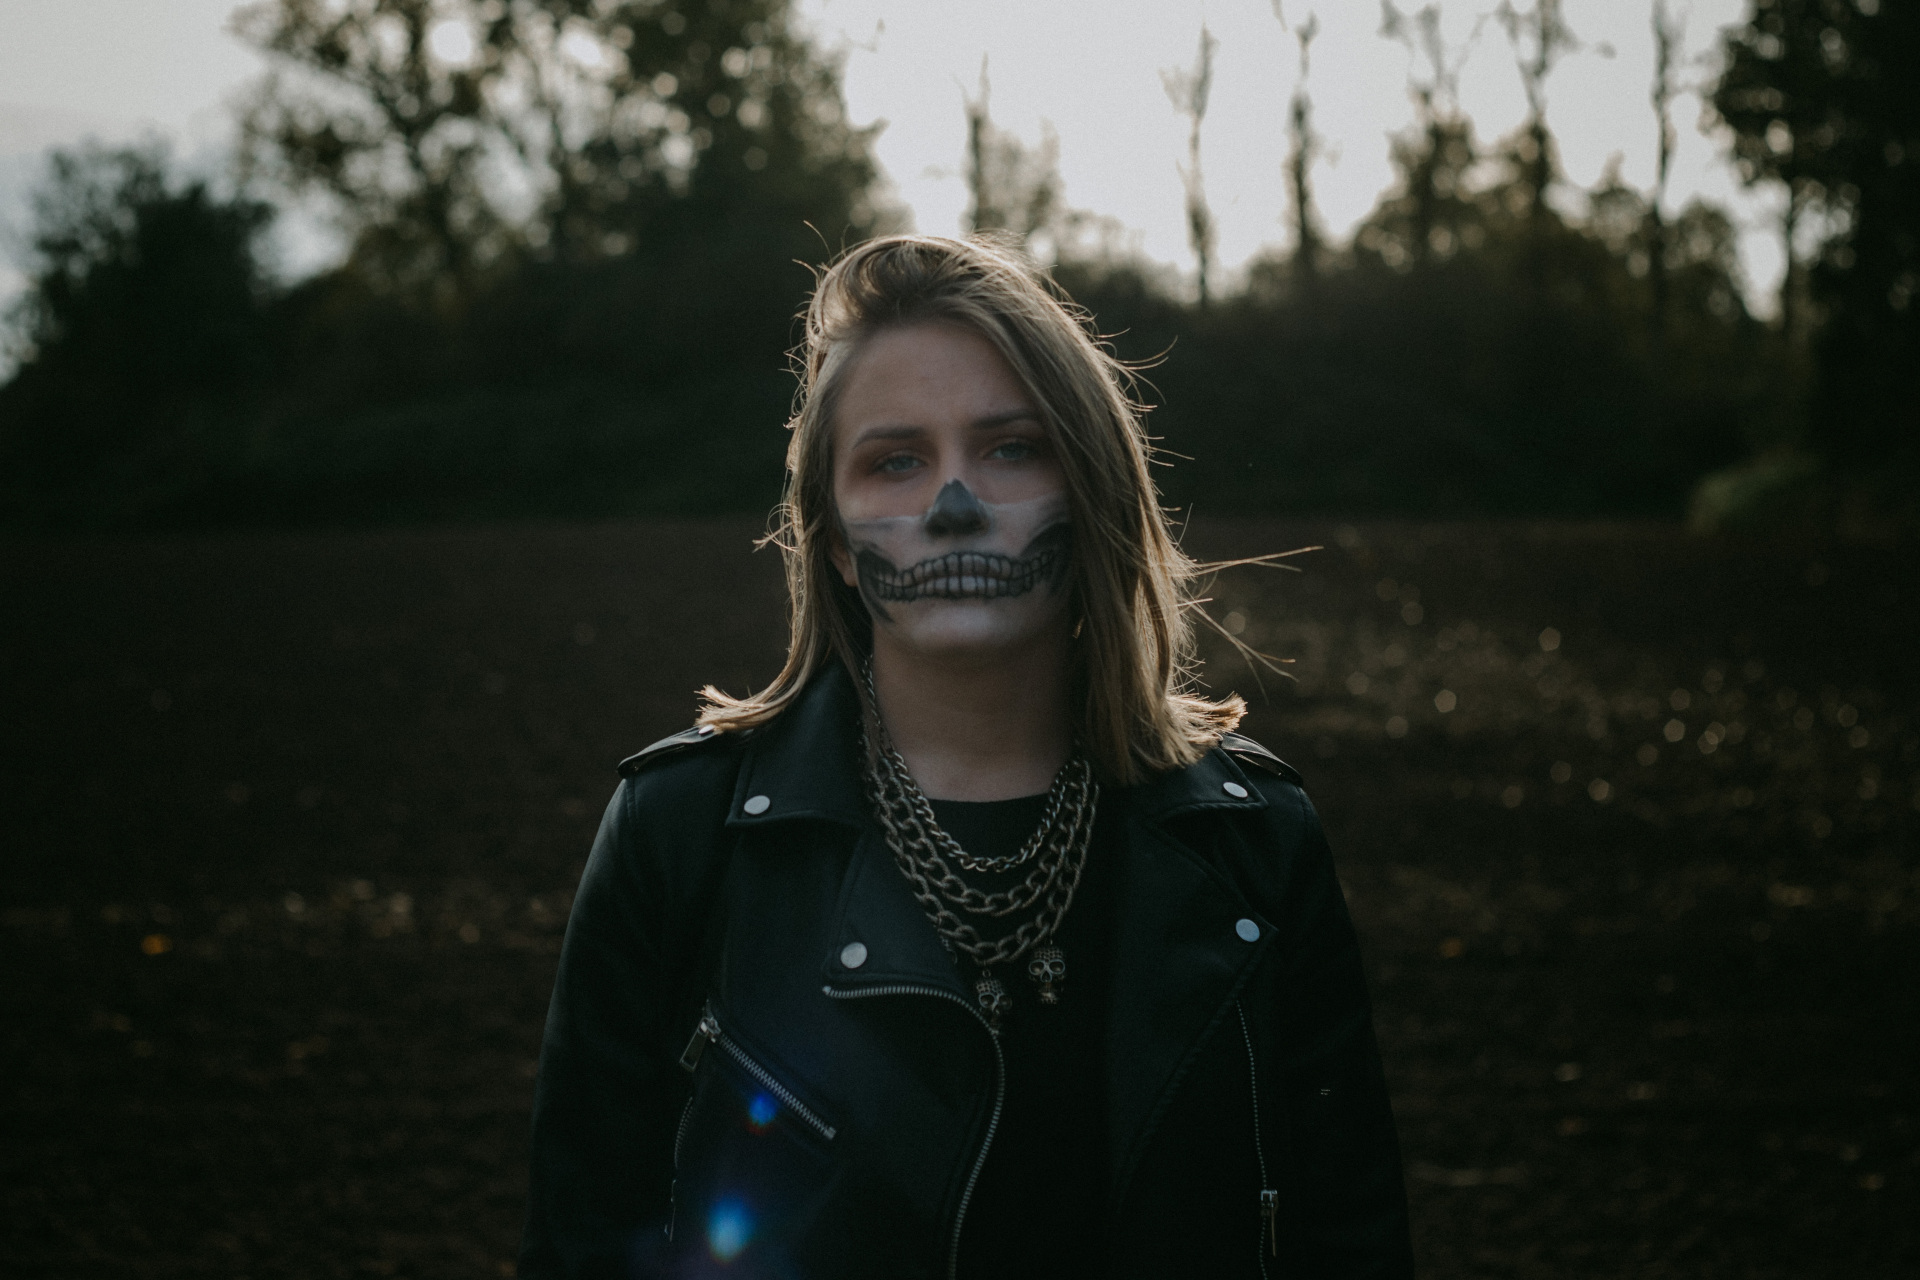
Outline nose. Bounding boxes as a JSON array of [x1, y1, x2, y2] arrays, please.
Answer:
[[923, 479, 991, 538]]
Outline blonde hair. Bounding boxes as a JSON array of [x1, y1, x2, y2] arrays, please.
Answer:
[[699, 234, 1243, 785]]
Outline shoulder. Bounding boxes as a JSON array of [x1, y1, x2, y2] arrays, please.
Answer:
[[582, 725, 754, 888], [1211, 730, 1321, 845], [617, 724, 741, 777], [566, 727, 750, 947], [1203, 734, 1339, 910], [1217, 730, 1304, 788], [612, 723, 754, 817]]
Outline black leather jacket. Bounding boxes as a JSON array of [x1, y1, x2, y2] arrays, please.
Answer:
[[519, 664, 1413, 1279]]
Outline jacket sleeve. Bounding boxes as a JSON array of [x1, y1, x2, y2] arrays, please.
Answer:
[[518, 761, 734, 1279], [1264, 784, 1415, 1279]]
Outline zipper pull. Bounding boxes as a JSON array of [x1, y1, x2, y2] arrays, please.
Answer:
[[1260, 1189, 1279, 1257], [680, 1009, 720, 1074]]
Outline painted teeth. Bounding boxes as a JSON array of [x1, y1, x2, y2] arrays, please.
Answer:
[[870, 549, 1060, 602]]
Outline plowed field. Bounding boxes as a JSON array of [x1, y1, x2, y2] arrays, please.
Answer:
[[3, 519, 1914, 1277]]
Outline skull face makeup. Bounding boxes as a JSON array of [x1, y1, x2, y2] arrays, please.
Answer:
[[827, 320, 1076, 672], [839, 482, 1072, 656]]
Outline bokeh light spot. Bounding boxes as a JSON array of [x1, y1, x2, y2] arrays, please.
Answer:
[[707, 1197, 754, 1261], [747, 1092, 777, 1130], [427, 20, 475, 66]]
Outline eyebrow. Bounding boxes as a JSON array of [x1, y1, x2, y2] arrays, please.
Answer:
[[848, 410, 1043, 449], [972, 409, 1044, 430], [848, 425, 923, 447]]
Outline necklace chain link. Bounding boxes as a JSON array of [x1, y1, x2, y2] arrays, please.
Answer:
[[860, 664, 1097, 972]]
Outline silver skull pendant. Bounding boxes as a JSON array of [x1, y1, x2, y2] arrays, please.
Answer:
[[1027, 944, 1066, 1005]]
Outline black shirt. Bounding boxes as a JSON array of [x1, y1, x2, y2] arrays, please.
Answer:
[[927, 792, 1114, 1280]]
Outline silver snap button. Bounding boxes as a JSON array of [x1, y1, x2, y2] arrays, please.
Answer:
[[696, 724, 715, 737], [1222, 781, 1249, 799], [839, 941, 868, 970], [1235, 918, 1261, 942], [743, 794, 771, 816]]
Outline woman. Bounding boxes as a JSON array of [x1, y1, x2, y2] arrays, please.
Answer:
[[519, 236, 1412, 1279]]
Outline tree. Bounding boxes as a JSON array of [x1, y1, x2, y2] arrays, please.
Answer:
[[1, 143, 273, 511], [235, 0, 883, 296], [1493, 0, 1610, 233], [1161, 25, 1219, 307], [1713, 0, 1920, 475], [1713, 0, 1828, 345], [1356, 2, 1487, 270], [1647, 0, 1685, 342], [234, 0, 512, 298], [962, 58, 1062, 252], [1275, 6, 1326, 283], [227, 0, 889, 467]]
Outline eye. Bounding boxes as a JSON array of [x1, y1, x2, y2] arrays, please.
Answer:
[[989, 438, 1040, 462], [874, 452, 922, 474]]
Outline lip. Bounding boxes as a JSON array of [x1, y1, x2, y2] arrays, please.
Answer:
[[858, 544, 1066, 602]]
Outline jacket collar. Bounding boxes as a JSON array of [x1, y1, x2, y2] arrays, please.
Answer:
[[723, 657, 1270, 830], [725, 661, 872, 831], [1127, 741, 1268, 824]]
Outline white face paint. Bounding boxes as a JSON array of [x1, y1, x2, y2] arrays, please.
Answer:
[[840, 481, 1072, 658]]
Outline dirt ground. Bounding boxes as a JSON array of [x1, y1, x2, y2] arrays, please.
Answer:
[[2, 518, 1914, 1278]]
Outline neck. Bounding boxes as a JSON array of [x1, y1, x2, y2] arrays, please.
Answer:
[[871, 633, 1073, 801]]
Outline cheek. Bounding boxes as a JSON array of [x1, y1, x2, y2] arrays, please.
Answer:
[[824, 520, 855, 587]]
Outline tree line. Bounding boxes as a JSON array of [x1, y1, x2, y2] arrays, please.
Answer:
[[0, 0, 1911, 530]]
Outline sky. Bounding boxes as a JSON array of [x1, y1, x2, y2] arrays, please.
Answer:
[[0, 0, 1784, 320]]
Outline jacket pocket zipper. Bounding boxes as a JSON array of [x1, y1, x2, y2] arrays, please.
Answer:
[[680, 1004, 838, 1142], [1237, 1000, 1279, 1275]]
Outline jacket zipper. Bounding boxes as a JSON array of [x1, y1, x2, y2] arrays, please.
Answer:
[[680, 1004, 838, 1141], [1237, 1000, 1279, 1277], [666, 1090, 698, 1243], [822, 982, 1004, 1280], [673, 1092, 697, 1167]]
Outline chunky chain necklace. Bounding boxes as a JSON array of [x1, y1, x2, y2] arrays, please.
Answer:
[[860, 665, 1098, 1029]]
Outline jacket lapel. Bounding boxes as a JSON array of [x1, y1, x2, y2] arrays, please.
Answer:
[[821, 827, 973, 1000], [725, 661, 872, 832], [723, 661, 971, 1002]]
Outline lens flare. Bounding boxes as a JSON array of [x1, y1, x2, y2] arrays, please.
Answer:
[[707, 1197, 754, 1262], [746, 1092, 778, 1130]]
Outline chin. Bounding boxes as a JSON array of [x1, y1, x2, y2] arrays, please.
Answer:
[[878, 598, 1067, 663]]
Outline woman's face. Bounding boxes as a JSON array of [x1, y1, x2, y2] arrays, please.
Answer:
[[829, 321, 1073, 665]]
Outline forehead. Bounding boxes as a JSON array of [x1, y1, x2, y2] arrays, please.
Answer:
[[832, 321, 1036, 431]]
